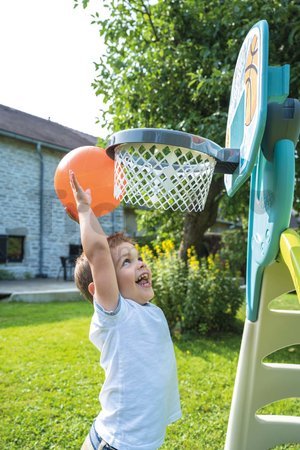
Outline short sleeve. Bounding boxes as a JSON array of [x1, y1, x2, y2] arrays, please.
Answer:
[[94, 294, 121, 316], [91, 294, 128, 328], [89, 295, 129, 349]]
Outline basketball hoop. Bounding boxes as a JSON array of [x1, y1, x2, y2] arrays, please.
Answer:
[[106, 128, 239, 213], [114, 143, 216, 212]]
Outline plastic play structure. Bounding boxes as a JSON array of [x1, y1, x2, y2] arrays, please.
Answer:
[[106, 20, 300, 450], [55, 19, 300, 449], [223, 21, 300, 450]]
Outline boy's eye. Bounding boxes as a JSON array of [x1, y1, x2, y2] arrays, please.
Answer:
[[122, 258, 131, 266], [138, 256, 143, 262]]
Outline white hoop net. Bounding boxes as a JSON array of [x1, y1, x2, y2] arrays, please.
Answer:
[[114, 143, 216, 212]]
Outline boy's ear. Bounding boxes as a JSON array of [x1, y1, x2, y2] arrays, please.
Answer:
[[88, 282, 95, 297]]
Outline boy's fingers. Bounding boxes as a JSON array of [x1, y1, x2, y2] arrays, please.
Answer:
[[69, 170, 76, 190], [69, 170, 82, 193]]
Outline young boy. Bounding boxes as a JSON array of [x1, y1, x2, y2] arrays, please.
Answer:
[[69, 171, 181, 450]]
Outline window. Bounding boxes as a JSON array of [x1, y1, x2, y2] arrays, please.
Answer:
[[0, 235, 25, 263]]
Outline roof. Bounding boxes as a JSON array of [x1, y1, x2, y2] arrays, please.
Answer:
[[0, 104, 98, 151]]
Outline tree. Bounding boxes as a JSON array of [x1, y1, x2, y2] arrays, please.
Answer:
[[75, 0, 300, 256]]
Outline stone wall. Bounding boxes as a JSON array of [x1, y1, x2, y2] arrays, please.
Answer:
[[0, 137, 124, 279]]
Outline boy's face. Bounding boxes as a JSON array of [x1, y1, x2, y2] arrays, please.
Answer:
[[110, 242, 154, 304]]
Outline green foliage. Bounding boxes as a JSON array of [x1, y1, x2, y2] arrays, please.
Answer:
[[0, 269, 15, 280], [76, 0, 300, 229], [219, 228, 247, 278], [183, 251, 244, 335], [78, 0, 300, 133], [219, 179, 250, 225], [152, 242, 187, 333], [139, 240, 187, 332], [136, 208, 184, 247], [140, 240, 244, 335], [24, 272, 33, 280]]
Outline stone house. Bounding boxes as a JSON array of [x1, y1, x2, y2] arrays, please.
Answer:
[[0, 104, 124, 279]]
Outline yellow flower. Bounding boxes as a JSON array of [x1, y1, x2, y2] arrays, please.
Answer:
[[161, 239, 175, 253], [207, 255, 215, 270], [140, 245, 154, 263], [187, 246, 199, 271], [154, 244, 162, 257], [187, 246, 196, 260], [189, 255, 199, 271]]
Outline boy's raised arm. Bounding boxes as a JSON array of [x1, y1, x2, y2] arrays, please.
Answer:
[[69, 171, 119, 311]]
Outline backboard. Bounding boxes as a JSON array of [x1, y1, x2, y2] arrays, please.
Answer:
[[224, 20, 269, 196]]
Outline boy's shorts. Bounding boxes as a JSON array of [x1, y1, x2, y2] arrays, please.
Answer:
[[81, 422, 118, 450]]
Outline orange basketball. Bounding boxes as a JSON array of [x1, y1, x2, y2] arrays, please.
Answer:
[[54, 146, 120, 220]]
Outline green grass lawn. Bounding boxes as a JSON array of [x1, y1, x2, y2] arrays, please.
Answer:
[[0, 297, 299, 449]]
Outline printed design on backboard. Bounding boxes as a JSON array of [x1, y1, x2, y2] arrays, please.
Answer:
[[225, 26, 261, 182], [244, 35, 259, 126]]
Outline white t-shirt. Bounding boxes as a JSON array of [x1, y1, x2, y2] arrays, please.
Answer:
[[89, 295, 182, 450]]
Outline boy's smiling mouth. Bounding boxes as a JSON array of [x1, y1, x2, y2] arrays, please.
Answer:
[[136, 272, 152, 287]]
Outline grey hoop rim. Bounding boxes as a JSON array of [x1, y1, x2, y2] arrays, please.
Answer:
[[106, 128, 239, 174]]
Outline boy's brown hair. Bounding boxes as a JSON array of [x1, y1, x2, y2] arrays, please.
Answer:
[[74, 232, 135, 304]]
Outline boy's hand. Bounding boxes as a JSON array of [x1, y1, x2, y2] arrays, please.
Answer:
[[69, 170, 92, 214]]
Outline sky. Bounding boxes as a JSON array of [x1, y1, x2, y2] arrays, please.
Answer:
[[0, 0, 107, 138]]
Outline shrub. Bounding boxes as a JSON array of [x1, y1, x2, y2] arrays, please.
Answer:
[[182, 250, 244, 335], [139, 240, 187, 333], [138, 241, 244, 336], [24, 272, 33, 280], [219, 228, 247, 278], [0, 269, 15, 280]]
